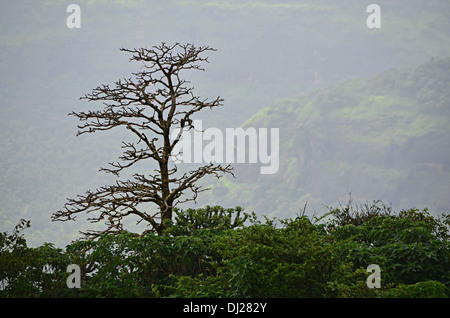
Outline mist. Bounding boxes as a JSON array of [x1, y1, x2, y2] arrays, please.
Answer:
[[1, 0, 449, 247]]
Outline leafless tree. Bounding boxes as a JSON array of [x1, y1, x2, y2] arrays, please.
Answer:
[[52, 43, 233, 238]]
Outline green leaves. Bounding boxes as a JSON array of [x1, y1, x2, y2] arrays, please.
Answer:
[[163, 205, 253, 236], [0, 220, 76, 297], [326, 203, 449, 296], [0, 204, 448, 297]]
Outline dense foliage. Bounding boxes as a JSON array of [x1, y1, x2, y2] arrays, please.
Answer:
[[1, 204, 448, 298]]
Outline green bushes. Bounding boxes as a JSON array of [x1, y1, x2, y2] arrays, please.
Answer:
[[0, 204, 448, 297], [174, 216, 351, 298], [0, 220, 73, 297], [329, 205, 449, 293]]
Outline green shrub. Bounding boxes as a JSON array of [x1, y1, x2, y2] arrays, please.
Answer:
[[378, 281, 448, 298], [0, 204, 448, 298]]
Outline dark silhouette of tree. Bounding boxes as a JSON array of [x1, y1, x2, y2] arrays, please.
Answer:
[[52, 43, 233, 237]]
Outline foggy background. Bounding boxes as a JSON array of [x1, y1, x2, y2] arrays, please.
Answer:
[[1, 0, 449, 246]]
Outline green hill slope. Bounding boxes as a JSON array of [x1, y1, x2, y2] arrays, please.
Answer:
[[208, 57, 450, 218]]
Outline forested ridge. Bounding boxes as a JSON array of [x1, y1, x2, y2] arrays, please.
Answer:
[[214, 57, 450, 219]]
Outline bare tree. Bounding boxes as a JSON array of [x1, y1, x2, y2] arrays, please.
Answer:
[[52, 43, 233, 238]]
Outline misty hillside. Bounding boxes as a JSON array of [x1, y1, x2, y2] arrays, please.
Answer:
[[208, 57, 450, 218], [1, 0, 450, 246]]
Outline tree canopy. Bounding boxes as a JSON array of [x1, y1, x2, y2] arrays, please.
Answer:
[[2, 203, 448, 298]]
